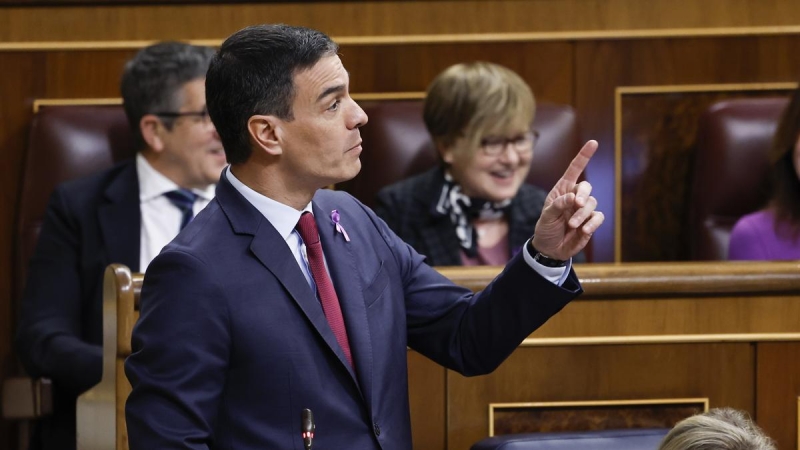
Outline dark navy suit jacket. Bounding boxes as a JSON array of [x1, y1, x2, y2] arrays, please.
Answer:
[[15, 159, 141, 450], [125, 173, 581, 450]]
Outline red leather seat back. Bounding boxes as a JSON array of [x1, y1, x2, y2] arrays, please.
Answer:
[[689, 97, 788, 260], [16, 105, 134, 300]]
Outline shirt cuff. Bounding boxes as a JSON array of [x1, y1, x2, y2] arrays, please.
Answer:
[[522, 238, 571, 286]]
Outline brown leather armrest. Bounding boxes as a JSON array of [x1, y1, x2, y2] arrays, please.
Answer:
[[2, 377, 53, 419]]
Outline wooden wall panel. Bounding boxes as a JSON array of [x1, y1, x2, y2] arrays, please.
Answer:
[[442, 261, 800, 338], [407, 351, 446, 450], [41, 51, 136, 96], [4, 0, 800, 43], [343, 42, 574, 103], [446, 343, 754, 450], [756, 342, 800, 450], [433, 262, 800, 448], [534, 293, 800, 339], [574, 35, 800, 261]]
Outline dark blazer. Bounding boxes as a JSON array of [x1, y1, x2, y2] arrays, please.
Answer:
[[374, 167, 585, 266], [125, 173, 582, 450], [15, 159, 141, 450]]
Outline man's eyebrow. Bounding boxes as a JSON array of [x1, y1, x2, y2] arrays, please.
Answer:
[[316, 84, 346, 103]]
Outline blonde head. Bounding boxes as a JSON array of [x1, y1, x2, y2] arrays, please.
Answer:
[[658, 408, 776, 450], [423, 62, 535, 157]]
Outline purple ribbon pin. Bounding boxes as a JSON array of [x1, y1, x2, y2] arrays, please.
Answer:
[[330, 210, 350, 242]]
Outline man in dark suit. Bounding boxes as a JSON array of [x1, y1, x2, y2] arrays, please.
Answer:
[[125, 24, 604, 450], [14, 42, 225, 450]]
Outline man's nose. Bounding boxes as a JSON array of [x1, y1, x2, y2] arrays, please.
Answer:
[[350, 99, 368, 129]]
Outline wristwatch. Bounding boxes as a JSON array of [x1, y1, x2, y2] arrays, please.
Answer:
[[528, 241, 568, 267]]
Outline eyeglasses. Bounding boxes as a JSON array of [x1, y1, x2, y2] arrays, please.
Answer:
[[479, 130, 539, 157], [153, 108, 212, 126]]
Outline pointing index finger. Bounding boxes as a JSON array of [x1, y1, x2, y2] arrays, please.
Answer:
[[560, 140, 598, 186]]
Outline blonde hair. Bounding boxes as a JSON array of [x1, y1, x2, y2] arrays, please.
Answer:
[[422, 62, 535, 155], [658, 408, 776, 450]]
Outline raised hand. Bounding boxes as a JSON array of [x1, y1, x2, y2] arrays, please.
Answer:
[[531, 140, 605, 261]]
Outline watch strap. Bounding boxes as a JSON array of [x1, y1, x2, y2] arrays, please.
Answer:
[[528, 240, 568, 267]]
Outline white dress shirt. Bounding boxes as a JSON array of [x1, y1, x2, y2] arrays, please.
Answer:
[[225, 167, 318, 290], [137, 153, 215, 271]]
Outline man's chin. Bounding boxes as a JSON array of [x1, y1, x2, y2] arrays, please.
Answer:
[[321, 162, 361, 188], [341, 161, 362, 182]]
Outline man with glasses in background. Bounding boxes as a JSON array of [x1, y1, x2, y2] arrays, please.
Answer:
[[376, 62, 586, 266], [14, 41, 225, 450]]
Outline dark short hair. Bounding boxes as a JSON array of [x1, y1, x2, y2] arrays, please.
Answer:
[[205, 24, 339, 164], [768, 85, 800, 240], [120, 41, 216, 151]]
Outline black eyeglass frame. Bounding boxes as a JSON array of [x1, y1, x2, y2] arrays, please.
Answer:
[[152, 108, 210, 121], [478, 130, 540, 157]]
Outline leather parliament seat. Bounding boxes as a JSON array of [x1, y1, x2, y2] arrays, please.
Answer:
[[4, 104, 134, 426], [689, 97, 788, 260], [16, 104, 135, 302], [471, 428, 670, 450]]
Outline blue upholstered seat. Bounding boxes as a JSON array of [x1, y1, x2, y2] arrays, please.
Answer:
[[471, 428, 670, 450]]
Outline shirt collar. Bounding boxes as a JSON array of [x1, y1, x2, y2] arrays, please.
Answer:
[[224, 167, 313, 240], [136, 153, 216, 202]]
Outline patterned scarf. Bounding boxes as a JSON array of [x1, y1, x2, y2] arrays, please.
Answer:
[[434, 172, 511, 257]]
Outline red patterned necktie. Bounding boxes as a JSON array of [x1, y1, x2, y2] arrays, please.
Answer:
[[295, 212, 353, 367]]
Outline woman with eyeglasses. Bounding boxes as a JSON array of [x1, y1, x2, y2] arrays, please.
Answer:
[[375, 62, 585, 266]]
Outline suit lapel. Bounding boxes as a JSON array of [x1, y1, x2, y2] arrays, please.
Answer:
[[250, 227, 360, 384], [98, 161, 141, 271], [312, 201, 371, 399], [216, 177, 360, 385]]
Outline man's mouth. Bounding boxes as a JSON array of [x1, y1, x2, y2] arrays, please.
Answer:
[[347, 141, 363, 152]]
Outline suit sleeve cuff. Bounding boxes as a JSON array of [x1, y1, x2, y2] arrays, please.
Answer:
[[522, 238, 571, 286]]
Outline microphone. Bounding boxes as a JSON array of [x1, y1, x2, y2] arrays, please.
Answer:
[[301, 408, 315, 450]]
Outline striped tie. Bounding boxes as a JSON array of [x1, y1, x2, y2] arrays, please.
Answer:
[[164, 189, 199, 230]]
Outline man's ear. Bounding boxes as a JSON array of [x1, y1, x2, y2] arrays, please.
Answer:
[[248, 115, 282, 156], [140, 115, 164, 152]]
